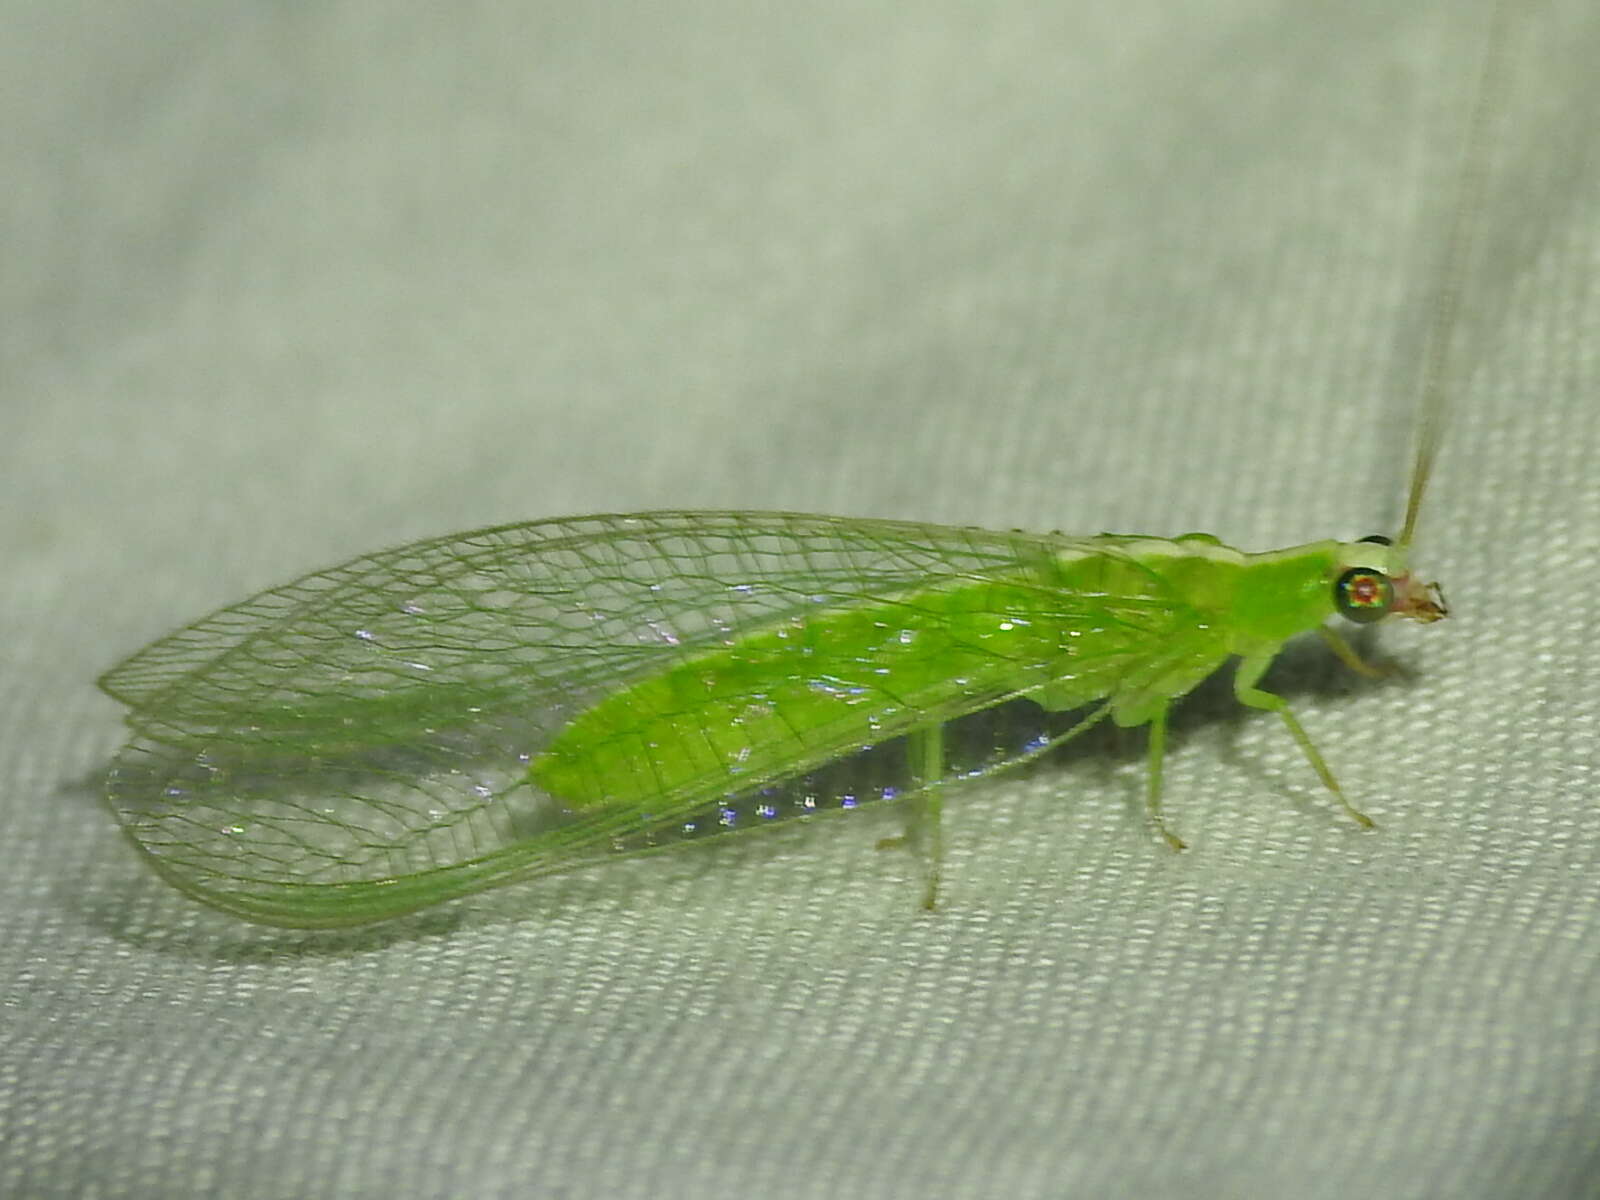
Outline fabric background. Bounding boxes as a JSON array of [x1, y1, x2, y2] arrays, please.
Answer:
[[6, 1, 1599, 1197]]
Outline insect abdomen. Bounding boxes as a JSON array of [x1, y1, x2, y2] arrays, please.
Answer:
[[529, 564, 1177, 811]]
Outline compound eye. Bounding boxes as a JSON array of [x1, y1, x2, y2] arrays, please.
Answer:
[[1334, 568, 1394, 624], [1357, 534, 1392, 546]]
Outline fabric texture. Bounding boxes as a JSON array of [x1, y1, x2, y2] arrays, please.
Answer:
[[6, 1, 1599, 1196]]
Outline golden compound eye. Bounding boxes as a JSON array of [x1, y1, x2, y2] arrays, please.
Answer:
[[1334, 568, 1394, 624]]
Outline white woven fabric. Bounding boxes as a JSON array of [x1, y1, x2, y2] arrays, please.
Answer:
[[6, 2, 1599, 1197]]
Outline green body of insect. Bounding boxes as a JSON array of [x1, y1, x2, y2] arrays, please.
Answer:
[[98, 513, 1445, 927]]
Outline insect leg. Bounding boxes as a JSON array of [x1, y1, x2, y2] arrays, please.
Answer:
[[876, 723, 946, 909], [1143, 704, 1187, 852], [908, 724, 945, 910], [878, 702, 1116, 908], [1233, 651, 1376, 830]]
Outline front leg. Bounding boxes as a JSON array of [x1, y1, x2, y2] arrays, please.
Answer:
[[1233, 650, 1376, 830]]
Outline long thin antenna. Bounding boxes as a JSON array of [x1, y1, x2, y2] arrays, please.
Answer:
[[1397, 0, 1515, 554]]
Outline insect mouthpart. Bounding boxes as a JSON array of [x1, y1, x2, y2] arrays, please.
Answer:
[[1393, 574, 1449, 623]]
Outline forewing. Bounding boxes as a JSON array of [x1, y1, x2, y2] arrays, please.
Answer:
[[100, 512, 1184, 925]]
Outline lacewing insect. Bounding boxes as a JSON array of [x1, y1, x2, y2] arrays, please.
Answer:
[[101, 510, 1446, 928], [96, 6, 1511, 929]]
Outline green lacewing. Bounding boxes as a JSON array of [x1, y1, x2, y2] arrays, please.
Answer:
[[99, 513, 1446, 927], [97, 7, 1510, 929]]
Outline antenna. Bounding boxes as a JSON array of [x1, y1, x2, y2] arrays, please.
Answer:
[[1397, 0, 1515, 556]]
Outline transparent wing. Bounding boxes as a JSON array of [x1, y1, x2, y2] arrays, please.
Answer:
[[100, 511, 1192, 926]]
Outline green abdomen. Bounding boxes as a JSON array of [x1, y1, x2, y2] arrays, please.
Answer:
[[529, 562, 1180, 811]]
